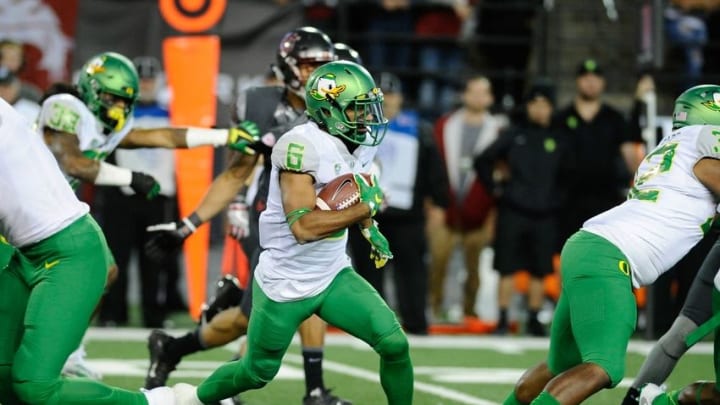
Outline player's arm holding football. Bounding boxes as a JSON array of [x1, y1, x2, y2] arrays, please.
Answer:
[[281, 170, 372, 243]]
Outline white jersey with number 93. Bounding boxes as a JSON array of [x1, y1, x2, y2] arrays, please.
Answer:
[[584, 125, 720, 287]]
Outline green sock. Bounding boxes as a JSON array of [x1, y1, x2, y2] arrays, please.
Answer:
[[531, 391, 560, 405], [502, 390, 524, 405]]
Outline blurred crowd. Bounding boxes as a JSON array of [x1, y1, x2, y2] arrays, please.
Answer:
[[3, 0, 718, 338]]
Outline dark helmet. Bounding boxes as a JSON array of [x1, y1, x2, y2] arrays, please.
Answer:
[[333, 42, 363, 65], [275, 26, 335, 97]]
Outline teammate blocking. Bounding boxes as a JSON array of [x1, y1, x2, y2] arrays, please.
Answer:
[[503, 84, 720, 405]]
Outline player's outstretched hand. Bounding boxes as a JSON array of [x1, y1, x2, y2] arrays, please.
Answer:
[[145, 216, 200, 261], [227, 195, 250, 240], [227, 120, 261, 155], [360, 221, 393, 269], [130, 171, 161, 200], [354, 173, 383, 217]]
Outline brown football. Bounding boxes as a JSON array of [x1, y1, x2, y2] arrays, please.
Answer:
[[315, 173, 372, 211]]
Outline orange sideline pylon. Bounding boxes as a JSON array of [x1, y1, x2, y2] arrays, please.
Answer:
[[163, 35, 219, 319]]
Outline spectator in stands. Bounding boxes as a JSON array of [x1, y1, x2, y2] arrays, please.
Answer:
[[415, 0, 475, 119], [349, 72, 450, 335], [98, 56, 184, 328], [555, 59, 644, 249], [474, 79, 573, 336], [664, 0, 715, 91], [364, 0, 413, 72], [429, 74, 502, 328], [0, 39, 42, 103], [0, 66, 40, 124]]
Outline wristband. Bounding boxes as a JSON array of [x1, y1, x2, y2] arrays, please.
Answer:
[[95, 162, 133, 186], [286, 208, 312, 227], [182, 212, 203, 232], [186, 127, 230, 148]]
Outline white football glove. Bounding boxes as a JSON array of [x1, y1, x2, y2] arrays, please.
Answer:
[[227, 195, 250, 240]]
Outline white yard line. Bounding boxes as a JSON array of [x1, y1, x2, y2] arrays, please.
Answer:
[[281, 353, 500, 405], [85, 327, 714, 355]]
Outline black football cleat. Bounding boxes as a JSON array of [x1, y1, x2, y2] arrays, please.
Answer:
[[303, 388, 352, 405], [145, 329, 180, 389]]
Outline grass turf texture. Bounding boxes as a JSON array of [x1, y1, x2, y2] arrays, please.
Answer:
[[85, 328, 714, 405]]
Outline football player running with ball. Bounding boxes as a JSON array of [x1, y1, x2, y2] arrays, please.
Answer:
[[504, 84, 720, 405], [144, 27, 354, 405], [170, 60, 412, 405]]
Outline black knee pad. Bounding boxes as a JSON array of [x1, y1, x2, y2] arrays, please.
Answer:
[[373, 329, 410, 362], [200, 275, 244, 325]]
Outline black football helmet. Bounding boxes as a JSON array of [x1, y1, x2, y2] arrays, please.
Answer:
[[333, 42, 363, 65], [274, 26, 335, 98]]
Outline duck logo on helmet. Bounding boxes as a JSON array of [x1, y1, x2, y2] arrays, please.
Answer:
[[310, 74, 346, 101], [85, 57, 106, 75], [701, 92, 720, 112]]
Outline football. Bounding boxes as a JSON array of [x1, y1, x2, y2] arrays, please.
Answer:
[[315, 173, 372, 211]]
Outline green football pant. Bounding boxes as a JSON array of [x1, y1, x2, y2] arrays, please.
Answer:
[[0, 215, 148, 405], [547, 230, 637, 387], [197, 267, 414, 404]]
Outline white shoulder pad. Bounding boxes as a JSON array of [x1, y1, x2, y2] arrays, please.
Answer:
[[696, 125, 720, 159], [271, 125, 320, 179], [38, 94, 89, 135]]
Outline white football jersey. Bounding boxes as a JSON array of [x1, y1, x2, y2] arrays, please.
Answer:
[[584, 124, 720, 287], [37, 93, 134, 187], [0, 98, 88, 247], [255, 121, 377, 301]]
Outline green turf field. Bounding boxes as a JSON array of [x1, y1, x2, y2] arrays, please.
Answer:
[[84, 328, 714, 405]]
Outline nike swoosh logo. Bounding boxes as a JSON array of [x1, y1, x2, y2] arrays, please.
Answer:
[[330, 179, 354, 201], [44, 259, 60, 270]]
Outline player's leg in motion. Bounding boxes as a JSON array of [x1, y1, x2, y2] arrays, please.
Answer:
[[318, 269, 413, 405], [0, 244, 30, 405], [547, 232, 636, 404], [62, 258, 117, 380], [195, 279, 315, 403], [10, 216, 165, 405], [505, 231, 636, 405], [145, 275, 247, 389], [298, 314, 352, 404], [622, 238, 720, 405]]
